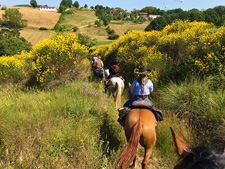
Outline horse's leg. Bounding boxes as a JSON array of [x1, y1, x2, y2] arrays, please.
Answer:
[[142, 148, 153, 169]]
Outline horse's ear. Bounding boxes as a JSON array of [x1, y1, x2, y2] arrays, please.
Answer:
[[128, 82, 131, 87], [170, 127, 192, 157]]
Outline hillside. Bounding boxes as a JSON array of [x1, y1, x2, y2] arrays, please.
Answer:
[[0, 7, 150, 46], [0, 7, 60, 29]]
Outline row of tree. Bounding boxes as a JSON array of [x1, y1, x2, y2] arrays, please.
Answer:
[[145, 6, 225, 31]]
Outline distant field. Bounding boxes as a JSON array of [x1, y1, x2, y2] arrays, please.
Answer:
[[0, 7, 149, 46], [20, 28, 53, 46], [63, 9, 98, 27], [0, 6, 60, 29], [109, 21, 149, 36]]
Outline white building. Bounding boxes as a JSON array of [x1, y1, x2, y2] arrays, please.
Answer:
[[149, 14, 161, 19], [40, 6, 57, 12]]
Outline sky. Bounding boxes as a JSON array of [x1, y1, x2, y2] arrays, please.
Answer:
[[0, 0, 225, 12]]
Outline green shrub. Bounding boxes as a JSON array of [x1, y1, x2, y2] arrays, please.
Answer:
[[39, 27, 48, 30], [95, 20, 101, 27], [72, 26, 78, 32], [108, 34, 119, 40], [78, 33, 97, 48]]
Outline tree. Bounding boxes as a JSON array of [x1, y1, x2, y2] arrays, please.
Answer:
[[0, 29, 32, 56], [145, 16, 168, 31], [2, 8, 27, 28], [30, 0, 37, 8], [84, 4, 88, 8], [204, 8, 220, 25], [73, 1, 79, 8]]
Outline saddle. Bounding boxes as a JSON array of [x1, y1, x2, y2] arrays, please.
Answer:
[[94, 68, 103, 76], [117, 100, 163, 126]]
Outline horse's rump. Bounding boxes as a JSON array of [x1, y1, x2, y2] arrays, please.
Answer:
[[117, 108, 156, 169]]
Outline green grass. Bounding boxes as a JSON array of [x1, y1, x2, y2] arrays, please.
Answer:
[[0, 76, 195, 168], [158, 76, 225, 147], [0, 81, 125, 168]]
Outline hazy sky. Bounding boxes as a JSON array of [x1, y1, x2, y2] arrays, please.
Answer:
[[0, 0, 224, 12]]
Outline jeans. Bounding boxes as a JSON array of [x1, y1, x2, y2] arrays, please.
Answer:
[[100, 68, 105, 77], [123, 95, 154, 107]]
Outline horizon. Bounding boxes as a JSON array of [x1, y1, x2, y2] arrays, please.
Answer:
[[0, 0, 225, 12]]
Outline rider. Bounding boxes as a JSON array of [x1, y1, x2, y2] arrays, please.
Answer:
[[123, 65, 154, 107], [94, 55, 105, 77], [91, 53, 98, 70], [109, 59, 120, 78], [104, 59, 123, 92]]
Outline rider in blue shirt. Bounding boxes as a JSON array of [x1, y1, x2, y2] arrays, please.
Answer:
[[123, 66, 154, 107]]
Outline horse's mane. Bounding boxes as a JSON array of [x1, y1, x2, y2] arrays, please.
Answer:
[[174, 145, 225, 169]]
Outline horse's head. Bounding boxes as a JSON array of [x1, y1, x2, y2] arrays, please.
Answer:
[[170, 127, 225, 169]]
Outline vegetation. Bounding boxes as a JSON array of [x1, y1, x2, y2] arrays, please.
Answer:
[[0, 29, 32, 56], [0, 8, 27, 28], [30, 0, 38, 8], [0, 4, 225, 168], [145, 6, 225, 31]]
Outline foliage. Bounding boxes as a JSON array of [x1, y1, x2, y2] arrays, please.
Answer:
[[31, 33, 89, 86], [158, 77, 225, 147], [73, 1, 79, 8], [84, 4, 88, 8], [0, 29, 32, 56], [0, 52, 33, 83], [95, 20, 101, 27], [1, 8, 27, 28], [145, 5, 225, 31], [0, 81, 125, 168], [72, 26, 78, 32], [30, 0, 38, 8], [94, 20, 225, 84], [39, 27, 48, 30], [108, 34, 119, 40], [77, 33, 97, 48], [54, 11, 73, 31]]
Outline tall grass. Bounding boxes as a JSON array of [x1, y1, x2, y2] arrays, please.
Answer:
[[0, 78, 196, 168], [0, 81, 125, 168], [158, 76, 225, 147]]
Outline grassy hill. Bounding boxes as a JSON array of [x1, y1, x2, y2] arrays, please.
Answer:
[[1, 6, 150, 46]]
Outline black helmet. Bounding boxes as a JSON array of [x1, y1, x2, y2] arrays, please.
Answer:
[[114, 59, 119, 64]]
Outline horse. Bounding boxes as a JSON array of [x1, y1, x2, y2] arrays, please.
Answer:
[[93, 68, 104, 83], [107, 77, 124, 108], [170, 127, 225, 169], [117, 84, 157, 169]]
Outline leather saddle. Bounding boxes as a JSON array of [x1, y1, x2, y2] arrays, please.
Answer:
[[117, 100, 163, 126]]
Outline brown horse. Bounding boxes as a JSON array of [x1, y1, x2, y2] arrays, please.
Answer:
[[170, 127, 225, 169], [117, 83, 156, 169]]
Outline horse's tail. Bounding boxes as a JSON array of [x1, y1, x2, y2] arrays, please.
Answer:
[[115, 80, 123, 108], [117, 120, 142, 169]]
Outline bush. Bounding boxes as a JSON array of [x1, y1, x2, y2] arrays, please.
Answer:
[[95, 20, 101, 27], [32, 33, 89, 86], [77, 33, 97, 48], [0, 29, 32, 56], [108, 34, 119, 40], [72, 26, 79, 32], [1, 8, 27, 28], [39, 27, 48, 30], [0, 51, 33, 83]]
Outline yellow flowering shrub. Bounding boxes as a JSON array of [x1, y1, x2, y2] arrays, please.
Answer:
[[0, 51, 32, 83], [31, 33, 89, 85], [94, 20, 225, 83]]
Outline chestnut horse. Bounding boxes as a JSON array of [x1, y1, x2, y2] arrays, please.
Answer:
[[170, 127, 225, 169], [117, 83, 156, 169]]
